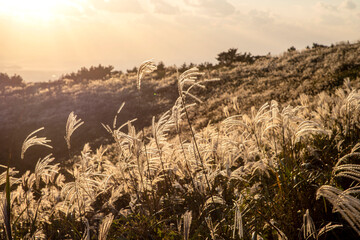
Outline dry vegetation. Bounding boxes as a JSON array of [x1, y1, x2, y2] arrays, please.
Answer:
[[1, 41, 360, 239]]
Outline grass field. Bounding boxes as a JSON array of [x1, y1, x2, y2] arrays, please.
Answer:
[[1, 41, 360, 239]]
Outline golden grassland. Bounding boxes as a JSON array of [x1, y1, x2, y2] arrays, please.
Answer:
[[1, 42, 360, 172], [1, 41, 360, 239]]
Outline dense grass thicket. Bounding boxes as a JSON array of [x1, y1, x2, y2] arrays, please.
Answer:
[[1, 41, 359, 173], [1, 42, 360, 239]]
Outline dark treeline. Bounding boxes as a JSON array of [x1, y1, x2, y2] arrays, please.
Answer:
[[0, 72, 24, 88], [54, 48, 264, 83], [60, 64, 115, 82]]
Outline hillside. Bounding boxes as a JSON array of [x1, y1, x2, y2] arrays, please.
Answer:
[[1, 41, 360, 239], [1, 42, 359, 172]]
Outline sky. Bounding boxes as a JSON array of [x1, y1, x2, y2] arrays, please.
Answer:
[[0, 0, 359, 82]]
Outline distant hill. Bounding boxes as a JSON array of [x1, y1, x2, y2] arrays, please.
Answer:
[[0, 41, 359, 172]]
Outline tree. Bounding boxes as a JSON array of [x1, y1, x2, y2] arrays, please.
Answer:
[[216, 48, 255, 67], [10, 74, 23, 85], [127, 66, 138, 74], [179, 63, 188, 73], [0, 72, 24, 88], [287, 46, 296, 52], [216, 48, 238, 66], [62, 65, 114, 82], [235, 52, 254, 64], [312, 43, 327, 49], [198, 62, 213, 71], [155, 61, 166, 79]]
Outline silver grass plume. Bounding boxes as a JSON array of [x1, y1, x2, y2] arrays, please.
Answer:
[[34, 154, 59, 188], [202, 195, 225, 212], [171, 98, 184, 132], [21, 127, 52, 160], [65, 111, 84, 150], [317, 185, 360, 235], [317, 222, 342, 237], [177, 67, 205, 103], [302, 209, 316, 240], [344, 77, 352, 92], [233, 202, 244, 239], [294, 120, 329, 144], [333, 164, 360, 182], [232, 96, 240, 113], [152, 110, 174, 145], [182, 211, 192, 240], [333, 144, 360, 182], [0, 168, 18, 187], [137, 59, 157, 90], [113, 102, 125, 129], [98, 213, 114, 240], [171, 97, 195, 133], [334, 143, 360, 167], [61, 166, 100, 215], [55, 173, 66, 188]]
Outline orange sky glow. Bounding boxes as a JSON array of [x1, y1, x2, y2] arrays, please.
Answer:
[[0, 0, 359, 82]]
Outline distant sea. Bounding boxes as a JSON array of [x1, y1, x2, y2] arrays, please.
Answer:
[[4, 69, 66, 83]]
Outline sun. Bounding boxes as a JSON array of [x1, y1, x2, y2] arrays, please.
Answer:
[[0, 0, 79, 21]]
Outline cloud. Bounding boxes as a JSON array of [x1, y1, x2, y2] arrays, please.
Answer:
[[184, 0, 235, 17], [319, 14, 346, 25], [313, 1, 358, 26], [315, 2, 337, 11], [151, 0, 180, 15], [89, 0, 145, 14], [248, 9, 275, 25], [316, 0, 356, 12], [340, 0, 357, 10]]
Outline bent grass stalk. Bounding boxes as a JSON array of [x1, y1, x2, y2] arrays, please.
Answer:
[[136, 60, 157, 208], [65, 111, 84, 156], [21, 127, 52, 160], [177, 68, 213, 195]]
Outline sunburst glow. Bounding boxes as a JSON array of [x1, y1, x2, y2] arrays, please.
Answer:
[[0, 0, 82, 21]]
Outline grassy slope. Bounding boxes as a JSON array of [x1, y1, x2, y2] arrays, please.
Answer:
[[1, 41, 360, 239], [193, 42, 360, 128], [0, 42, 359, 172]]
